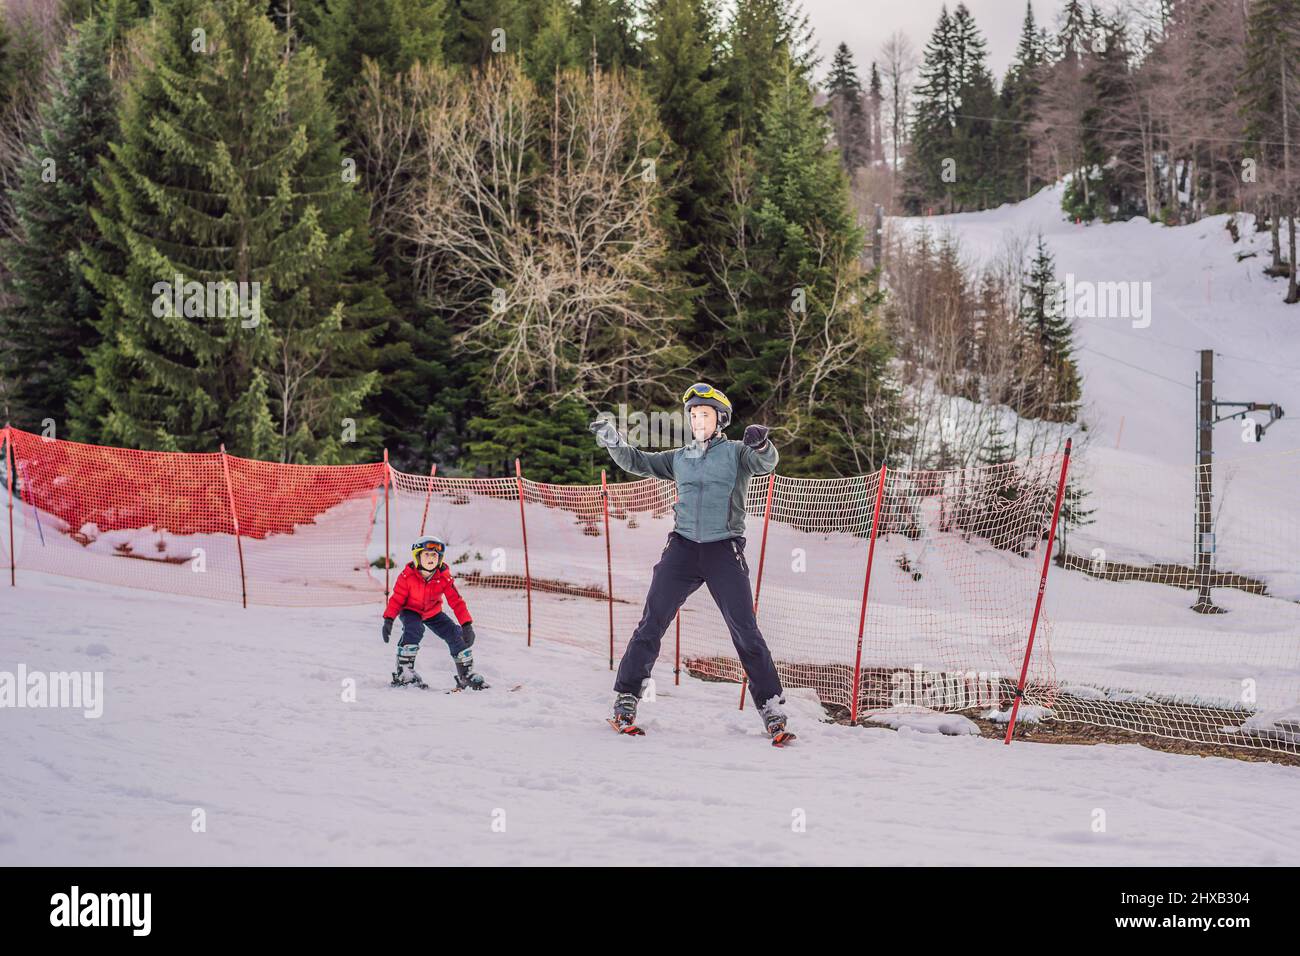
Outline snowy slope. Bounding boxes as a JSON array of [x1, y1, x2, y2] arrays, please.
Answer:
[[2, 574, 1298, 866], [898, 182, 1300, 467]]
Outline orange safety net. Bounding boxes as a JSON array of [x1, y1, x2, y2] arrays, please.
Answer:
[[4, 426, 1297, 753]]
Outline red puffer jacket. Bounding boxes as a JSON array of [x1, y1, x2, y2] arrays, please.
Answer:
[[383, 563, 473, 624]]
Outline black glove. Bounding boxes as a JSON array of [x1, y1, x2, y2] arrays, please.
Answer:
[[461, 622, 476, 648], [382, 618, 394, 643], [743, 424, 770, 451], [589, 419, 622, 449]]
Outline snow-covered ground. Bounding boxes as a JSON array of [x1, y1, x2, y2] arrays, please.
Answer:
[[899, 182, 1300, 468], [2, 573, 1298, 866]]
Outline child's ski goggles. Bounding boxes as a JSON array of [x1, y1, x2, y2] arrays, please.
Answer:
[[411, 536, 447, 562]]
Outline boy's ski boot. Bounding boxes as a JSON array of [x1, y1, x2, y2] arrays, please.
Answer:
[[391, 644, 427, 689], [452, 649, 487, 691], [607, 691, 644, 735], [759, 696, 796, 747]]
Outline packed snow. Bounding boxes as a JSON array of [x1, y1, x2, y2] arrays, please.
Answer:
[[2, 573, 1298, 866]]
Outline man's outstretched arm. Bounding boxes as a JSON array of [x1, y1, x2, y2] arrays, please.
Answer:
[[590, 419, 676, 480]]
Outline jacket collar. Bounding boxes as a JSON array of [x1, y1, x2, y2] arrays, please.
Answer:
[[683, 433, 726, 459]]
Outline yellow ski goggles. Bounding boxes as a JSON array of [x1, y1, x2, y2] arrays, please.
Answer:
[[682, 382, 732, 410]]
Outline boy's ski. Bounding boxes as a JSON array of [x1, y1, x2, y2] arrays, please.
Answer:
[[607, 718, 645, 736], [770, 730, 797, 747]]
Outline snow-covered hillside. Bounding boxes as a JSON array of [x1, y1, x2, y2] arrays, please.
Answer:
[[2, 573, 1298, 866], [898, 182, 1300, 467]]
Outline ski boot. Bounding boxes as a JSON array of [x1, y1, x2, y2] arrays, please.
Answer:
[[759, 695, 796, 747], [607, 691, 644, 735], [452, 649, 487, 691], [391, 643, 427, 688]]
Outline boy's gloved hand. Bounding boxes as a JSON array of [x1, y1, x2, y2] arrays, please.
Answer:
[[743, 424, 770, 451], [461, 622, 476, 648], [589, 419, 623, 449], [382, 618, 394, 643]]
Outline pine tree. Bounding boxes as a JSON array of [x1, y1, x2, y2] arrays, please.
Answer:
[[907, 3, 1004, 212], [1002, 1, 1045, 201], [868, 60, 885, 163], [1019, 234, 1080, 423], [826, 42, 870, 173], [575, 0, 640, 71], [1241, 0, 1300, 303], [464, 394, 597, 483], [721, 0, 816, 142], [79, 0, 389, 462], [906, 5, 957, 212], [443, 0, 526, 67], [723, 58, 901, 474], [1057, 0, 1091, 62], [299, 0, 447, 97], [528, 0, 582, 87], [0, 11, 125, 434], [642, 0, 728, 344]]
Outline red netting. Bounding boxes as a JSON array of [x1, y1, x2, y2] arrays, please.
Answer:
[[3, 426, 1297, 753]]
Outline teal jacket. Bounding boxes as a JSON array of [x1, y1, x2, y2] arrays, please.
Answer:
[[605, 434, 779, 543]]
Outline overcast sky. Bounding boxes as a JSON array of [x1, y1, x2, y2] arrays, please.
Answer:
[[801, 0, 1073, 84]]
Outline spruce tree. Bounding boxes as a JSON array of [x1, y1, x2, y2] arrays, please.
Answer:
[[1019, 235, 1080, 423], [725, 58, 901, 474], [826, 42, 870, 173], [575, 0, 640, 71], [79, 0, 388, 462], [642, 0, 728, 345], [0, 12, 123, 434], [1002, 1, 1045, 201], [906, 5, 958, 212], [868, 60, 884, 164], [298, 0, 447, 98], [721, 0, 816, 141], [1240, 0, 1300, 303], [443, 0, 526, 67]]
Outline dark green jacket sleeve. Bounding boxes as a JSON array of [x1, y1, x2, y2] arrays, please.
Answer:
[[606, 443, 677, 480], [738, 438, 779, 477]]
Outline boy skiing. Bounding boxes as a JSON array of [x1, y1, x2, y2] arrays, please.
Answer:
[[589, 383, 794, 745], [382, 536, 485, 690]]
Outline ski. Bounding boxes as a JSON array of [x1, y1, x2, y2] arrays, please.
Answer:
[[607, 717, 645, 736], [446, 682, 491, 694], [770, 730, 797, 747]]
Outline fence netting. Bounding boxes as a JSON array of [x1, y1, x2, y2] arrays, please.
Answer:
[[2, 427, 1296, 754]]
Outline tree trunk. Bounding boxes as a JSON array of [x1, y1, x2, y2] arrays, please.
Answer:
[[1288, 214, 1299, 304], [1271, 200, 1283, 270]]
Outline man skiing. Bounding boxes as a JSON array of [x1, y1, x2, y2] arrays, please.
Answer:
[[382, 536, 485, 690], [589, 383, 793, 745]]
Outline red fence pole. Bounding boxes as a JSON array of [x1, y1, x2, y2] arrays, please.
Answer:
[[851, 465, 889, 725], [418, 462, 438, 535], [1004, 438, 1072, 745], [4, 425, 14, 587], [515, 458, 533, 646], [601, 469, 614, 670], [382, 449, 391, 598], [739, 472, 778, 711], [219, 444, 248, 609]]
